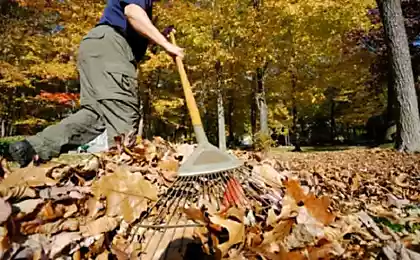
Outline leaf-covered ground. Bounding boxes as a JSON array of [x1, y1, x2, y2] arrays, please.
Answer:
[[0, 136, 419, 260]]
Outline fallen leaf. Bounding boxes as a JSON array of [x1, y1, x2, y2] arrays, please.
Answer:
[[0, 185, 37, 200], [158, 157, 179, 183], [63, 204, 78, 218], [283, 223, 319, 250], [81, 156, 101, 172], [393, 173, 410, 188], [96, 250, 111, 260], [14, 199, 44, 217], [183, 206, 208, 225], [0, 198, 11, 224], [283, 179, 335, 225], [21, 218, 79, 235], [253, 163, 286, 188], [209, 209, 245, 257], [357, 211, 392, 241], [284, 241, 343, 260], [262, 219, 294, 246], [158, 157, 179, 172], [1, 163, 61, 187], [266, 207, 278, 226], [85, 197, 105, 219], [350, 172, 361, 192], [111, 234, 142, 260], [37, 201, 66, 221], [81, 234, 106, 258], [39, 185, 91, 201], [382, 240, 420, 260], [387, 194, 410, 209], [0, 226, 10, 259], [49, 232, 82, 258], [175, 143, 195, 163], [80, 216, 119, 237], [278, 194, 299, 220], [92, 166, 157, 223]]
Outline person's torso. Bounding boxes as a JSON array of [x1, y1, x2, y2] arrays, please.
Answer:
[[98, 0, 153, 63]]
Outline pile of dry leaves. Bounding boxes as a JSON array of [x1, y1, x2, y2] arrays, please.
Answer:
[[0, 135, 419, 260]]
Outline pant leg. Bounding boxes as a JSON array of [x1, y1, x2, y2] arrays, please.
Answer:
[[27, 25, 140, 160], [77, 25, 141, 146], [98, 99, 140, 146], [27, 105, 105, 160]]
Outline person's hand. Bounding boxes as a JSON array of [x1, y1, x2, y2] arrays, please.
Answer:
[[162, 25, 175, 39], [161, 26, 184, 59], [163, 42, 184, 59]]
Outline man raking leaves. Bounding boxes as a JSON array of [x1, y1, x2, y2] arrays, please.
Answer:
[[8, 0, 184, 168]]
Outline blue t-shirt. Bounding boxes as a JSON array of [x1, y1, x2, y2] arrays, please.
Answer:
[[98, 0, 153, 62]]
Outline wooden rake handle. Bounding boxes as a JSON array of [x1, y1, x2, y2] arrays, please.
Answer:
[[169, 32, 203, 128]]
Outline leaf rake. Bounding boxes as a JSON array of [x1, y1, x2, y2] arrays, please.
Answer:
[[130, 32, 281, 260]]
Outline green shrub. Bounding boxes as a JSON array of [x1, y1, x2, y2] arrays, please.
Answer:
[[253, 131, 275, 152]]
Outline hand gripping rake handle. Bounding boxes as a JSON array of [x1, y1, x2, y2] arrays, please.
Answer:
[[169, 32, 209, 144]]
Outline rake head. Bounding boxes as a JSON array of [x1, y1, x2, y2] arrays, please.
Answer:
[[178, 142, 243, 177], [130, 162, 283, 260]]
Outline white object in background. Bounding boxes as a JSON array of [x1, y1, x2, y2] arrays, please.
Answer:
[[85, 129, 109, 153]]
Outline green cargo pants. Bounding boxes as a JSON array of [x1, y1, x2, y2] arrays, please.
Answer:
[[27, 25, 140, 161]]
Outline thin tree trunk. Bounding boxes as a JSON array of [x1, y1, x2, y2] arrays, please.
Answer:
[[137, 81, 144, 137], [215, 61, 226, 150], [250, 77, 257, 137], [291, 70, 301, 152], [138, 99, 144, 138], [217, 90, 226, 150], [1, 119, 5, 137], [330, 101, 336, 143], [377, 0, 420, 152], [143, 86, 151, 139], [256, 66, 269, 135], [227, 90, 234, 146]]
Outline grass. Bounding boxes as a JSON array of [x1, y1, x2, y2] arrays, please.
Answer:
[[270, 142, 396, 154], [270, 145, 368, 153]]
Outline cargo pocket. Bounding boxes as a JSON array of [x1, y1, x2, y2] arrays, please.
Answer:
[[102, 62, 139, 102], [79, 27, 109, 58], [82, 29, 106, 41]]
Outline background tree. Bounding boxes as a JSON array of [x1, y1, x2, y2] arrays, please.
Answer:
[[375, 0, 420, 152]]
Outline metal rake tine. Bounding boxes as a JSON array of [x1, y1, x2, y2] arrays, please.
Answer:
[[160, 176, 200, 260], [135, 177, 190, 255], [239, 166, 284, 190], [201, 172, 226, 211], [129, 177, 184, 240], [145, 176, 197, 259]]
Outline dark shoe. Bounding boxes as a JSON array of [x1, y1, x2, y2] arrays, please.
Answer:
[[8, 140, 38, 168]]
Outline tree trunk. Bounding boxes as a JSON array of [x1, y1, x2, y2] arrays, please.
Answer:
[[330, 101, 336, 143], [215, 61, 226, 150], [256, 67, 269, 135], [250, 77, 257, 137], [377, 0, 420, 152], [386, 72, 396, 126], [227, 91, 234, 147], [138, 98, 144, 138], [0, 0, 8, 12], [1, 119, 5, 137], [291, 70, 301, 152], [217, 90, 226, 150], [142, 74, 156, 139]]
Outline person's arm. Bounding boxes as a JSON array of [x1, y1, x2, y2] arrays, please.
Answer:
[[124, 3, 184, 58]]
